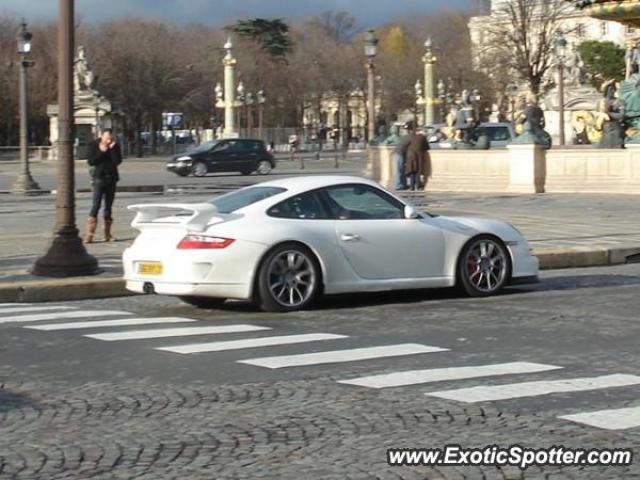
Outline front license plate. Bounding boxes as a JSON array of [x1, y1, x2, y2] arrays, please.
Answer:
[[138, 262, 163, 276]]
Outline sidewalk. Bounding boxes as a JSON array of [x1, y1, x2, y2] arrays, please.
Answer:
[[1, 166, 640, 301]]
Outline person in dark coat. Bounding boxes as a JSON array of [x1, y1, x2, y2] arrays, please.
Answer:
[[404, 130, 431, 191], [85, 128, 122, 243]]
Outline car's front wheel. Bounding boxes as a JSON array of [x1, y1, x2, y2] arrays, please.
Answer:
[[256, 160, 272, 175], [256, 244, 321, 312], [179, 296, 226, 309], [457, 235, 510, 297], [191, 161, 208, 177]]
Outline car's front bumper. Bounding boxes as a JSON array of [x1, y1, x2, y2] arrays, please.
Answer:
[[166, 163, 191, 175]]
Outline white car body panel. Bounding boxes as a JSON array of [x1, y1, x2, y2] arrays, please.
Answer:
[[122, 175, 539, 301]]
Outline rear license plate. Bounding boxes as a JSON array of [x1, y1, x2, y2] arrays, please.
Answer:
[[138, 262, 163, 276]]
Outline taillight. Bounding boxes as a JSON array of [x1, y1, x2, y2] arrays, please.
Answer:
[[177, 235, 235, 249]]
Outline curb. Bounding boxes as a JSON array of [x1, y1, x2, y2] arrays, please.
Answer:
[[0, 277, 133, 303], [0, 246, 639, 303]]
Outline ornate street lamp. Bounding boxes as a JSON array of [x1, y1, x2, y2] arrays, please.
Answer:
[[422, 38, 438, 127], [33, 0, 99, 277], [555, 30, 568, 146], [257, 89, 266, 140], [12, 21, 41, 194], [507, 83, 519, 123], [364, 29, 378, 144]]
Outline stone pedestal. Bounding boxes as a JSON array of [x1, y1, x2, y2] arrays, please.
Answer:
[[507, 144, 546, 194]]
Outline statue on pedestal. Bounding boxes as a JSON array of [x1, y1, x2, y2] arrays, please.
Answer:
[[620, 75, 640, 143], [596, 79, 625, 148], [514, 93, 552, 148], [74, 46, 100, 100], [382, 124, 402, 145]]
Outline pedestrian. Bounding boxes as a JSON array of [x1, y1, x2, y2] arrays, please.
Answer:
[[393, 122, 415, 190], [85, 128, 122, 243], [405, 129, 431, 191]]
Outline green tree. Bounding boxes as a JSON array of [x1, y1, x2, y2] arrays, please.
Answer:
[[577, 40, 625, 88], [229, 18, 292, 61]]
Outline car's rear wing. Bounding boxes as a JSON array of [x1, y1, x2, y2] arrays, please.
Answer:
[[128, 203, 221, 232]]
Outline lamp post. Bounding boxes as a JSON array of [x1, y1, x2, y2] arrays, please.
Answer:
[[364, 29, 378, 144], [506, 83, 519, 123], [414, 79, 423, 126], [33, 0, 99, 277], [555, 31, 568, 146], [12, 21, 41, 194], [236, 81, 245, 135], [437, 79, 446, 123], [422, 38, 438, 127], [257, 89, 266, 140], [220, 38, 238, 138], [471, 89, 482, 121]]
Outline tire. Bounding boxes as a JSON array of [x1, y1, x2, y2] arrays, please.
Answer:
[[179, 296, 226, 309], [256, 160, 272, 175], [191, 161, 208, 177], [240, 169, 253, 176], [457, 235, 511, 297], [256, 243, 321, 312]]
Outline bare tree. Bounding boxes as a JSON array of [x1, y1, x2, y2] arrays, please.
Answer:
[[481, 0, 572, 96]]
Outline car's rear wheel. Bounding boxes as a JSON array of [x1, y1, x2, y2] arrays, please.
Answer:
[[457, 235, 510, 297], [257, 160, 272, 175], [191, 161, 208, 177], [256, 244, 320, 312], [179, 296, 226, 309]]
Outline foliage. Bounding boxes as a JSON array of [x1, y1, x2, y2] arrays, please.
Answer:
[[229, 18, 292, 61], [577, 40, 625, 88]]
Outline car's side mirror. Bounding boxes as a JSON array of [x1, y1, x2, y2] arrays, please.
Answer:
[[404, 205, 420, 219]]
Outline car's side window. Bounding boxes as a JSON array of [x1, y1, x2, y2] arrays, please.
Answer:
[[268, 191, 331, 220], [212, 142, 230, 153], [322, 185, 404, 220]]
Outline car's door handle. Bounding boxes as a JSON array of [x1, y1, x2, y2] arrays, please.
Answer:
[[340, 234, 360, 242]]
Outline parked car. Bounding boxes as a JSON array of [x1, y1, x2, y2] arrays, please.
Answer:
[[123, 176, 539, 312], [166, 139, 275, 177], [428, 122, 517, 149]]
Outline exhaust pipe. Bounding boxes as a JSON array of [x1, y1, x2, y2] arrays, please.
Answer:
[[143, 282, 156, 294]]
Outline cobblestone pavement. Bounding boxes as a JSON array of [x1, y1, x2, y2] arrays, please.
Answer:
[[0, 265, 639, 479]]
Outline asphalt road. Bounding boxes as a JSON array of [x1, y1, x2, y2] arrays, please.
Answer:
[[0, 264, 639, 479]]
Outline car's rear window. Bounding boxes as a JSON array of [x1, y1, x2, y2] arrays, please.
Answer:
[[209, 187, 286, 214]]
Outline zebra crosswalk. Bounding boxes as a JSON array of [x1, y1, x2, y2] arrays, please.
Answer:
[[1, 302, 639, 432]]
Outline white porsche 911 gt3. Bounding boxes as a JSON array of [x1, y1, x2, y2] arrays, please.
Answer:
[[123, 176, 538, 312]]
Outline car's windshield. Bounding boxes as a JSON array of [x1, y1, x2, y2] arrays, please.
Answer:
[[189, 140, 219, 154], [209, 187, 287, 214]]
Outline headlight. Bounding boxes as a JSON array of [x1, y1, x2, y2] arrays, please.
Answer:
[[177, 156, 192, 163]]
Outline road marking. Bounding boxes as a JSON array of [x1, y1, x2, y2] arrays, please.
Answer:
[[156, 333, 348, 354], [239, 344, 448, 369], [559, 406, 640, 430], [85, 324, 272, 341], [427, 374, 640, 403], [0, 303, 31, 307], [0, 311, 132, 324], [25, 317, 199, 331], [0, 306, 74, 315], [338, 362, 563, 389]]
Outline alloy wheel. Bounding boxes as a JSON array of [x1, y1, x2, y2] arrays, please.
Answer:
[[266, 250, 316, 308], [464, 239, 508, 293]]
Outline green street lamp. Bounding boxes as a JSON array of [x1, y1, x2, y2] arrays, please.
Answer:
[[12, 21, 42, 194], [364, 29, 378, 144], [555, 31, 568, 146]]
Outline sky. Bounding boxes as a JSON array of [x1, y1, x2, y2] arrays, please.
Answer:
[[0, 0, 473, 27]]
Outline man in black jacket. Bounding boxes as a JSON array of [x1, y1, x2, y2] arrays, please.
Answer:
[[85, 128, 122, 243]]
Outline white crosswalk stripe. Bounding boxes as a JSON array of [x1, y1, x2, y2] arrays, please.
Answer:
[[0, 311, 132, 324], [427, 374, 640, 403], [338, 362, 563, 389], [0, 306, 74, 315], [85, 324, 272, 341], [26, 317, 200, 331], [0, 303, 31, 307], [559, 406, 640, 430], [157, 333, 348, 354], [239, 344, 447, 369]]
